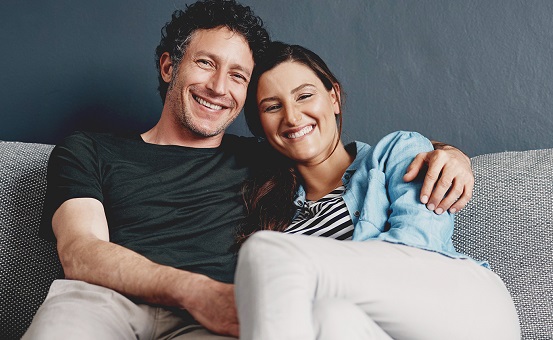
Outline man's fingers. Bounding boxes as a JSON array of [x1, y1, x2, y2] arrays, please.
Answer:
[[407, 147, 474, 213], [433, 181, 464, 214], [403, 153, 427, 182], [425, 172, 453, 212], [449, 184, 473, 213], [187, 279, 239, 337], [420, 155, 447, 207]]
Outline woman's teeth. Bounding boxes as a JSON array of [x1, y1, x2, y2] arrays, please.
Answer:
[[287, 125, 313, 139], [195, 96, 223, 110]]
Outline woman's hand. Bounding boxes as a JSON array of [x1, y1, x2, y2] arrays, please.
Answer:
[[403, 145, 474, 214]]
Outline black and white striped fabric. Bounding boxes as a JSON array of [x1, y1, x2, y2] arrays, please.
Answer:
[[285, 186, 354, 240]]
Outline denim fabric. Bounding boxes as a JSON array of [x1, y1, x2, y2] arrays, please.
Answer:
[[293, 131, 486, 267]]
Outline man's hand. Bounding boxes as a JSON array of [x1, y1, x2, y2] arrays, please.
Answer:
[[184, 276, 239, 337], [403, 146, 474, 214], [53, 198, 240, 337]]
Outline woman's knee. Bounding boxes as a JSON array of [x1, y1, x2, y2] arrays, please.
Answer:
[[238, 231, 298, 266]]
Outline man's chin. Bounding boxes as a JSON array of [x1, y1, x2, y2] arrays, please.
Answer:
[[188, 123, 227, 138], [178, 117, 226, 138]]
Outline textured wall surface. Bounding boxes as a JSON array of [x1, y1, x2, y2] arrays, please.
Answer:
[[1, 0, 552, 156]]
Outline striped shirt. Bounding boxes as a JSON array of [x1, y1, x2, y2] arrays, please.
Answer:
[[285, 186, 354, 240]]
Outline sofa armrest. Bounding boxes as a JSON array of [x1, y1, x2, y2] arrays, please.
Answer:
[[454, 148, 553, 339], [0, 141, 63, 340]]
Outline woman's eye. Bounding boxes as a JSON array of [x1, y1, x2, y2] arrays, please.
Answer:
[[298, 93, 313, 101], [264, 104, 281, 112]]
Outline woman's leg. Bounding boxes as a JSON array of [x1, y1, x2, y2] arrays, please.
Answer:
[[235, 231, 520, 340], [312, 298, 392, 340]]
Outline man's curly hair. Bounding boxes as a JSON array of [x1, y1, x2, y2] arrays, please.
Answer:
[[155, 0, 270, 103]]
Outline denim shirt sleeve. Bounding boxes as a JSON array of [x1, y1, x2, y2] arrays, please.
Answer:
[[351, 131, 457, 255]]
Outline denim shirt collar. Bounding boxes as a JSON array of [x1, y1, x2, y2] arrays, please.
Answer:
[[293, 141, 369, 208]]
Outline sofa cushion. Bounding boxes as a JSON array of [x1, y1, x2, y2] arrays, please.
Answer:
[[0, 141, 63, 339], [454, 148, 553, 339]]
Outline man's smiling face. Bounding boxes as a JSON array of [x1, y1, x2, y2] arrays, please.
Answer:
[[164, 26, 254, 138]]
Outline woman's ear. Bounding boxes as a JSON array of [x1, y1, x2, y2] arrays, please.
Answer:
[[159, 52, 174, 83], [331, 83, 342, 115]]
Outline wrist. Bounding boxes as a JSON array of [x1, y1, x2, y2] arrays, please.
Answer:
[[171, 270, 210, 310]]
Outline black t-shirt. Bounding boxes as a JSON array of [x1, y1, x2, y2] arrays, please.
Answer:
[[40, 131, 263, 283]]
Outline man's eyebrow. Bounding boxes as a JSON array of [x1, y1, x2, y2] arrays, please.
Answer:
[[195, 51, 253, 77]]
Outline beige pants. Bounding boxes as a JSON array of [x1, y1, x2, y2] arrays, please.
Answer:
[[235, 231, 521, 340], [23, 279, 236, 340]]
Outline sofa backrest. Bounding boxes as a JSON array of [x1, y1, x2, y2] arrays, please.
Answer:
[[0, 141, 63, 339], [454, 148, 553, 339]]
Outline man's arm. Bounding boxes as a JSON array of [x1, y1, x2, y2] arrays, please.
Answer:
[[53, 197, 239, 337], [403, 141, 474, 214]]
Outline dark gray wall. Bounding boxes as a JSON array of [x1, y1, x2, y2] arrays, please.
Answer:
[[1, 0, 552, 156]]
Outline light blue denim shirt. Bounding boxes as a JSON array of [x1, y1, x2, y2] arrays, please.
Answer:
[[293, 131, 487, 267]]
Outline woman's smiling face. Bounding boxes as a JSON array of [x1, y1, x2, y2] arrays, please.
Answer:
[[256, 61, 341, 165]]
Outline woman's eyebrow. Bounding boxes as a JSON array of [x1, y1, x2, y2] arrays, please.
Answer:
[[258, 96, 279, 106], [258, 84, 317, 106], [290, 83, 316, 94]]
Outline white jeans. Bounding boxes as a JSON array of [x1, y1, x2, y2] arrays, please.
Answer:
[[235, 231, 520, 340]]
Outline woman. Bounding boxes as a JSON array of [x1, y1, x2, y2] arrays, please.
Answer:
[[235, 42, 520, 339]]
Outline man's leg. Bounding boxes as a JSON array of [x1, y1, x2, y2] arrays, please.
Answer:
[[153, 308, 237, 340], [235, 231, 520, 340], [23, 279, 154, 340], [25, 279, 239, 340]]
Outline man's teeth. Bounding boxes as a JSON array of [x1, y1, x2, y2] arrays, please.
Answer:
[[195, 96, 223, 110], [287, 125, 313, 139]]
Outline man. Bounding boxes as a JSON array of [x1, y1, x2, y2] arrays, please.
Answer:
[[24, 0, 473, 339]]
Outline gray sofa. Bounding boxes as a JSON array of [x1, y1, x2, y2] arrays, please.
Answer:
[[1, 140, 552, 339]]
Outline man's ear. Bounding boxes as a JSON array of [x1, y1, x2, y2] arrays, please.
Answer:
[[331, 83, 342, 114], [160, 52, 173, 83]]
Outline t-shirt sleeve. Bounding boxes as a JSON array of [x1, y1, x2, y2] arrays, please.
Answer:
[[39, 132, 104, 241]]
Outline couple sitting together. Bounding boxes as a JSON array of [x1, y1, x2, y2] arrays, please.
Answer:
[[25, 0, 520, 339]]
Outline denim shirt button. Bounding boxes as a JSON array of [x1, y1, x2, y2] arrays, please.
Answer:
[[344, 174, 351, 180], [354, 211, 360, 217]]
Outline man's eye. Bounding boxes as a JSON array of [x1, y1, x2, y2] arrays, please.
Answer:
[[232, 73, 247, 82], [197, 59, 212, 67]]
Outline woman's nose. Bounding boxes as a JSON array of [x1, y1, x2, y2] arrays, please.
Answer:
[[283, 107, 302, 126]]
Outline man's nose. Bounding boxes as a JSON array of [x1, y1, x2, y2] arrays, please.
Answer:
[[206, 70, 228, 95]]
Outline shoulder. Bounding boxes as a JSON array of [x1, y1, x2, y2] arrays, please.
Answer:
[[52, 131, 98, 158], [222, 134, 259, 147], [368, 131, 432, 161], [54, 131, 129, 157], [375, 131, 432, 152], [351, 131, 432, 173], [57, 131, 126, 148], [221, 134, 273, 155]]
